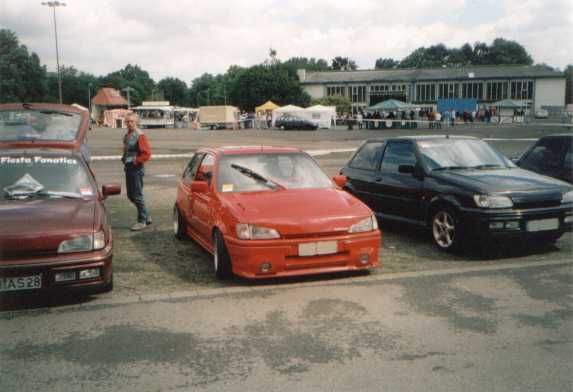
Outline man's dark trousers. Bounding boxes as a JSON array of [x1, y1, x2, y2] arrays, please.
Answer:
[[125, 165, 148, 224]]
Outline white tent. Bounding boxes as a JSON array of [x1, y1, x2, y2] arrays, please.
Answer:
[[272, 104, 307, 126], [305, 105, 336, 129]]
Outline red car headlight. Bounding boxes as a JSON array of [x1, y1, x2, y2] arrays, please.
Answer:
[[236, 224, 280, 240]]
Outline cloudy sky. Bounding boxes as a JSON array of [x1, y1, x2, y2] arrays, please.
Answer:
[[1, 0, 572, 84]]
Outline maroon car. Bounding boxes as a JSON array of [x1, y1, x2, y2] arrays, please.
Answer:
[[0, 104, 120, 296]]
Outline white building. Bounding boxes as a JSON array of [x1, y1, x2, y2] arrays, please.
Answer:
[[297, 65, 566, 112]]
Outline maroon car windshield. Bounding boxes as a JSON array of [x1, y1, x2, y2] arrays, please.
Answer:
[[0, 109, 82, 143], [1, 155, 94, 200]]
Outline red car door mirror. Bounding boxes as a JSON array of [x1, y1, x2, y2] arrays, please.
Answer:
[[102, 183, 121, 197], [191, 181, 209, 193], [332, 175, 347, 188]]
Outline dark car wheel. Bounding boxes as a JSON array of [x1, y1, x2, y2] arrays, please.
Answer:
[[431, 207, 462, 252], [213, 230, 232, 279], [173, 205, 187, 239]]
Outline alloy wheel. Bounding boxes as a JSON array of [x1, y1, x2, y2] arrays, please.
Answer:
[[432, 211, 456, 249]]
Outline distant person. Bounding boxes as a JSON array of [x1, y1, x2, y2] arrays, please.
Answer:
[[435, 111, 442, 128], [122, 113, 152, 231], [450, 109, 456, 126]]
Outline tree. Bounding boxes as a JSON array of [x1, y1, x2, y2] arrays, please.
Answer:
[[100, 64, 155, 106], [0, 29, 47, 103], [486, 38, 533, 65], [228, 64, 310, 111], [283, 57, 330, 72], [374, 58, 399, 69], [157, 77, 188, 106], [311, 96, 351, 115], [331, 56, 358, 71], [45, 66, 99, 106]]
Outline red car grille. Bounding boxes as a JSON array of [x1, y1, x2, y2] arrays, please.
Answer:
[[284, 251, 350, 270], [282, 230, 347, 239], [0, 249, 58, 260]]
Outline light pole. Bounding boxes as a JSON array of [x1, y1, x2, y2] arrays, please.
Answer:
[[41, 1, 66, 104], [88, 82, 92, 119], [123, 86, 134, 109]]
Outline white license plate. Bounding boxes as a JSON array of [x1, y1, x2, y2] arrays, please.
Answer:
[[526, 218, 559, 232], [298, 241, 337, 256], [0, 274, 42, 292]]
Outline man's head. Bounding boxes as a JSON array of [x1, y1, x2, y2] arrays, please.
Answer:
[[125, 113, 139, 131]]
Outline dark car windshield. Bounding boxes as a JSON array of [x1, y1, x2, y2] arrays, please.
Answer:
[[0, 109, 81, 142], [417, 139, 514, 170], [0, 155, 94, 199], [218, 153, 333, 193]]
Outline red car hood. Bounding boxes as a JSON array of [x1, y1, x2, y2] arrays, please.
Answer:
[[0, 198, 96, 259], [220, 188, 373, 236]]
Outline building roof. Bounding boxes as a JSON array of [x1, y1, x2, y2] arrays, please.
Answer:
[[300, 65, 564, 84], [92, 88, 128, 106]]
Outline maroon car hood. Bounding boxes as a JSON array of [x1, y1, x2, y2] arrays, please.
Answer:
[[220, 188, 373, 236], [0, 198, 96, 259]]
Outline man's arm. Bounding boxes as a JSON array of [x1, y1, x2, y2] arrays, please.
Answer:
[[135, 134, 152, 165]]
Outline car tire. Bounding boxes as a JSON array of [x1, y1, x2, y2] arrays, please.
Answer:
[[173, 205, 188, 240], [101, 274, 114, 293], [213, 230, 233, 280], [431, 206, 463, 252]]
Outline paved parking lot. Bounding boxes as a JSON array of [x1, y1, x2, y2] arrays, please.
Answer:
[[82, 124, 573, 297]]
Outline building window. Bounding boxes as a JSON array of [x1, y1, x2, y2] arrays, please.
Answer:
[[461, 82, 483, 99], [510, 80, 533, 100], [416, 83, 436, 102], [485, 81, 508, 101], [326, 86, 347, 97], [351, 86, 367, 103], [438, 83, 458, 99]]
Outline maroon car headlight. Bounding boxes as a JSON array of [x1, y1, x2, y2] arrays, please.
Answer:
[[348, 215, 378, 233], [236, 224, 280, 240], [58, 231, 106, 253]]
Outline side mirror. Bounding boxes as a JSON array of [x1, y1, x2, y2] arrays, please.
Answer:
[[398, 165, 415, 174], [191, 180, 209, 193], [102, 183, 121, 198], [332, 175, 347, 188]]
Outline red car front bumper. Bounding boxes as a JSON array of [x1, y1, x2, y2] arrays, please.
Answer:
[[224, 230, 381, 279]]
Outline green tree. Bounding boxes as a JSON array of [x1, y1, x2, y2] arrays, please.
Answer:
[[331, 56, 358, 71], [228, 64, 310, 111], [188, 73, 216, 107], [45, 66, 99, 106], [283, 57, 330, 72], [311, 96, 351, 115], [100, 64, 155, 106], [486, 38, 533, 65], [157, 77, 188, 106], [0, 29, 47, 103], [374, 58, 399, 69]]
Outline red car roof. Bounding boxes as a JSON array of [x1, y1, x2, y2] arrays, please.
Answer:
[[0, 103, 89, 151]]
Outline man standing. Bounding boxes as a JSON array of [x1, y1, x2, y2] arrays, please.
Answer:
[[122, 113, 152, 231]]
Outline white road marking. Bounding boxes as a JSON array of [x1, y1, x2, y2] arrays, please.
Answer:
[[91, 139, 542, 162], [154, 174, 176, 178]]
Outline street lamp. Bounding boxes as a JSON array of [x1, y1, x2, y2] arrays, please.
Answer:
[[41, 1, 66, 104], [88, 82, 92, 119], [122, 86, 134, 109]]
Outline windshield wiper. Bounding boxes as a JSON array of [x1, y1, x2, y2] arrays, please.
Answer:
[[470, 164, 505, 170], [432, 166, 471, 171], [4, 189, 83, 200], [230, 164, 286, 190]]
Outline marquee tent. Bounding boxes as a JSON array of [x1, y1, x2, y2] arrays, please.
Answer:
[[271, 104, 306, 126], [305, 105, 336, 128], [366, 99, 411, 111], [255, 100, 279, 113]]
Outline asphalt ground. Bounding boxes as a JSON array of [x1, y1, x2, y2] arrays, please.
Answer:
[[73, 123, 572, 298]]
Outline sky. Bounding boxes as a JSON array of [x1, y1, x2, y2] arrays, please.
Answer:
[[1, 0, 572, 84]]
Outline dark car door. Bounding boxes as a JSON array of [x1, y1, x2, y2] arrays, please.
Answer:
[[341, 141, 385, 210], [519, 137, 571, 183], [374, 141, 423, 223]]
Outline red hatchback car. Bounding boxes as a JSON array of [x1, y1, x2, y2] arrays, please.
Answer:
[[174, 146, 381, 279], [0, 104, 120, 296]]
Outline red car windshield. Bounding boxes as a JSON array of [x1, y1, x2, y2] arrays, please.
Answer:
[[0, 109, 82, 143], [1, 155, 94, 199], [218, 153, 333, 193]]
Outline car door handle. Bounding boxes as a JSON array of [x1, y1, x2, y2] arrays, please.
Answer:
[[374, 176, 383, 182]]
